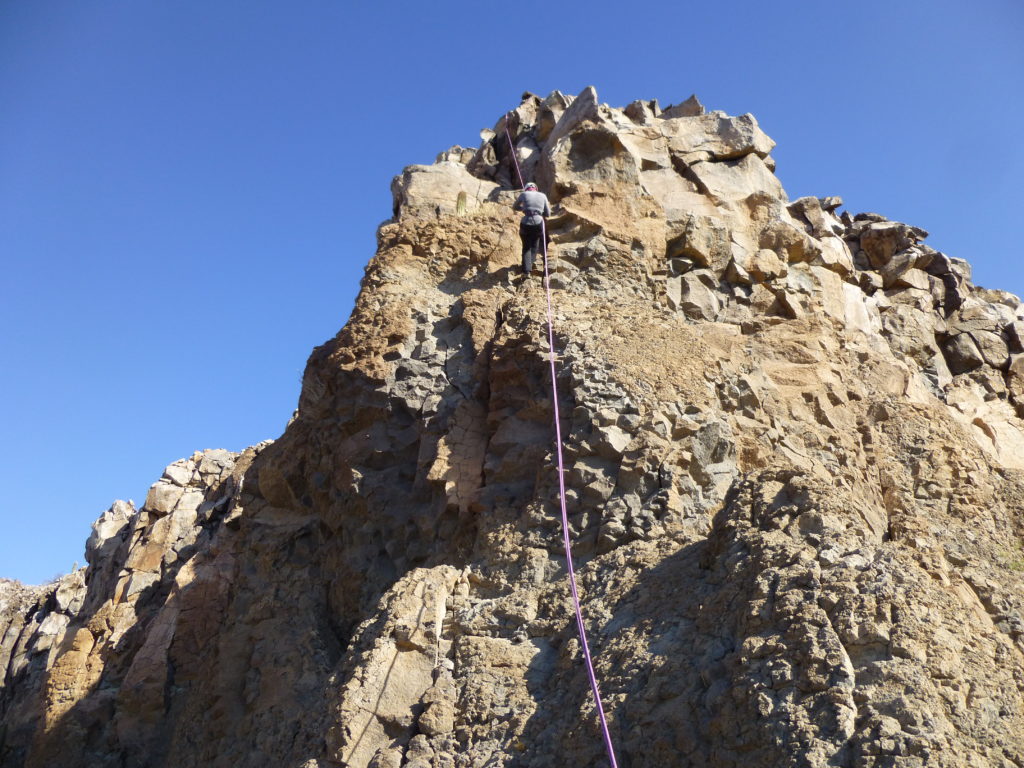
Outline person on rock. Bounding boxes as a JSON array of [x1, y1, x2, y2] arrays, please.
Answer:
[[512, 182, 551, 277]]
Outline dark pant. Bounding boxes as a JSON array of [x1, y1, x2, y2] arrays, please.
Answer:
[[519, 221, 545, 274]]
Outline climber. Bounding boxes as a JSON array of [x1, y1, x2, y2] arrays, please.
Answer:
[[512, 182, 551, 277]]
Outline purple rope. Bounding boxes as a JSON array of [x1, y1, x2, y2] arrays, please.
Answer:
[[504, 119, 619, 765], [540, 219, 620, 768], [503, 112, 525, 189]]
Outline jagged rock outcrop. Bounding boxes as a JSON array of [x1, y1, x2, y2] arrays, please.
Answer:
[[3, 88, 1024, 768]]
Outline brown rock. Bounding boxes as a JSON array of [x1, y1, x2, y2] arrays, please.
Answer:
[[744, 248, 788, 282], [859, 221, 927, 268], [665, 213, 731, 271], [944, 332, 986, 374], [5, 90, 1024, 768], [1007, 354, 1024, 400], [660, 94, 704, 118], [1006, 320, 1024, 352], [973, 329, 1010, 369]]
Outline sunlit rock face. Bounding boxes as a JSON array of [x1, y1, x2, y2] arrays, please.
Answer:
[[3, 88, 1024, 768]]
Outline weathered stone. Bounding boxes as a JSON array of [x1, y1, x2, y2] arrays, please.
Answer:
[[593, 425, 632, 456], [949, 256, 972, 282], [879, 250, 923, 287], [123, 570, 159, 598], [623, 98, 660, 124], [85, 500, 134, 565], [723, 254, 752, 285], [943, 333, 985, 374], [670, 271, 721, 320], [5, 88, 1024, 768], [544, 85, 599, 149], [859, 221, 927, 268], [789, 196, 843, 238], [688, 421, 736, 497], [660, 94, 704, 118], [665, 213, 731, 271], [888, 267, 931, 291], [813, 236, 854, 276], [534, 90, 572, 143], [1008, 354, 1024, 400], [1007, 321, 1024, 353], [144, 481, 183, 515], [662, 112, 775, 160], [162, 461, 193, 486], [859, 271, 884, 294], [687, 153, 783, 204], [391, 162, 500, 221], [973, 330, 1010, 369], [949, 299, 1016, 335], [743, 248, 788, 282], [434, 145, 475, 165]]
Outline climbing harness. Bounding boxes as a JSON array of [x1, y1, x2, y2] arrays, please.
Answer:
[[507, 114, 620, 768]]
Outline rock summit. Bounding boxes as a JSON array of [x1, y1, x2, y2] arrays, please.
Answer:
[[3, 87, 1024, 768]]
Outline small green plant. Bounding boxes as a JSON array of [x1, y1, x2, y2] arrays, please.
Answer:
[[1001, 542, 1024, 572]]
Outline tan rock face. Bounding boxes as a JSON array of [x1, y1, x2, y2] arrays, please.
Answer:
[[3, 88, 1024, 768]]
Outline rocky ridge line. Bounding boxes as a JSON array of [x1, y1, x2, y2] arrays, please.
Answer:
[[2, 87, 1024, 768]]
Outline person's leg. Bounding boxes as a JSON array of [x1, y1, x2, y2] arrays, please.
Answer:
[[519, 223, 530, 274], [539, 223, 550, 270], [521, 223, 539, 274]]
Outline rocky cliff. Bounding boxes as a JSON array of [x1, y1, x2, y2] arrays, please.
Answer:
[[3, 87, 1024, 768]]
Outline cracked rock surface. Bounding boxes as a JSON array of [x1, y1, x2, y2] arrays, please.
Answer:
[[3, 88, 1024, 768]]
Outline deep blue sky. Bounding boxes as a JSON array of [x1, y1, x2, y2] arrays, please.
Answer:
[[2, 1, 1022, 584]]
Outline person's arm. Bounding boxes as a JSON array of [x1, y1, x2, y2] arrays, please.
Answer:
[[543, 196, 552, 217], [513, 193, 524, 212]]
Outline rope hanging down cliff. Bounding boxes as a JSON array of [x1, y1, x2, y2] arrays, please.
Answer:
[[505, 115, 621, 768]]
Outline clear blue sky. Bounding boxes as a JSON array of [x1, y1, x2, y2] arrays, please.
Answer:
[[2, 0, 1022, 584]]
